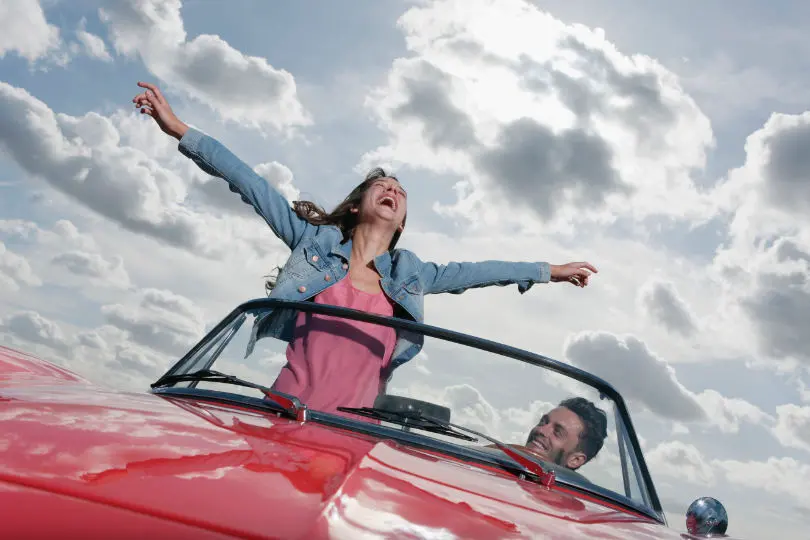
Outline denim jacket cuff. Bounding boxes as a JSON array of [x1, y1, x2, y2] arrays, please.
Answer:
[[536, 262, 551, 283], [178, 126, 206, 156]]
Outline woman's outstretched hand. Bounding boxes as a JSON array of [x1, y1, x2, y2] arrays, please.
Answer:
[[550, 262, 598, 288], [132, 82, 188, 140]]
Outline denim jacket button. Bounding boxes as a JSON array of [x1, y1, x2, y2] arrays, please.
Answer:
[[311, 255, 319, 262], [298, 286, 306, 293], [324, 274, 331, 281], [342, 263, 348, 270]]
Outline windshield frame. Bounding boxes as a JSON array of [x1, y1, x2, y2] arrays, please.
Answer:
[[151, 297, 665, 522]]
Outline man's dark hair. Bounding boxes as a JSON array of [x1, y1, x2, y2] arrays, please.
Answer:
[[559, 397, 608, 462]]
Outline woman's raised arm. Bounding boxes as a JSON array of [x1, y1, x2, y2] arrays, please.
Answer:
[[415, 256, 597, 295], [132, 82, 312, 249]]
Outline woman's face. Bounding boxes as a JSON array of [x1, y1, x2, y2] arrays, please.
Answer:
[[357, 177, 407, 230]]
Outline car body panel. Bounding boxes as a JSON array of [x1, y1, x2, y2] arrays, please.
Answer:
[[0, 345, 90, 386], [0, 481, 237, 540], [0, 346, 690, 539]]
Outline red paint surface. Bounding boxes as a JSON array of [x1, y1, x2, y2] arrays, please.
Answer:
[[0, 346, 693, 539], [0, 345, 90, 385]]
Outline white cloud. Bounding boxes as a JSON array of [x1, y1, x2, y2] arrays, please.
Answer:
[[0, 0, 61, 63], [98, 0, 310, 132], [192, 161, 299, 218], [716, 111, 810, 234], [695, 389, 773, 435], [710, 112, 810, 372], [0, 311, 71, 355], [394, 382, 505, 437], [361, 0, 714, 231], [0, 82, 289, 260], [564, 331, 771, 433], [798, 377, 810, 404], [648, 440, 715, 485], [442, 383, 501, 434], [391, 381, 554, 443], [0, 219, 130, 290], [501, 399, 556, 443], [73, 18, 112, 62], [0, 241, 41, 291], [772, 404, 810, 453], [51, 252, 130, 289], [638, 279, 697, 337], [255, 162, 300, 203], [0, 294, 194, 387], [713, 234, 810, 372], [566, 331, 704, 421], [714, 457, 810, 510], [671, 423, 689, 435], [101, 288, 204, 356]]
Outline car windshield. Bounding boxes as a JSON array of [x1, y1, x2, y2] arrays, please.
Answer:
[[152, 299, 661, 520]]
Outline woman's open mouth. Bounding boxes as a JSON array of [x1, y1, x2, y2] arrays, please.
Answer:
[[378, 195, 397, 211]]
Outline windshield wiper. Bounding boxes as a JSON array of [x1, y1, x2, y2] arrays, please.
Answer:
[[338, 405, 478, 442], [338, 405, 555, 487], [152, 368, 263, 390], [151, 369, 308, 421]]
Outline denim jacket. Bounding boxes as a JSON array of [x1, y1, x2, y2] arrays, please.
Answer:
[[178, 127, 551, 381]]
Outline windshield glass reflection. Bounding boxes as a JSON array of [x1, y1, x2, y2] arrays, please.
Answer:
[[157, 304, 652, 512]]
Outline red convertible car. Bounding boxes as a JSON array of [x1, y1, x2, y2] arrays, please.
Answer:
[[0, 298, 731, 539]]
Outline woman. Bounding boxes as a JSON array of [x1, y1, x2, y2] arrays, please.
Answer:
[[133, 82, 597, 414]]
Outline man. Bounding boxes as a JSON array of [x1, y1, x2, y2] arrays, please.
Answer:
[[521, 397, 608, 471]]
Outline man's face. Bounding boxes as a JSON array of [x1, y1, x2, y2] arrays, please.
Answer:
[[525, 406, 587, 470]]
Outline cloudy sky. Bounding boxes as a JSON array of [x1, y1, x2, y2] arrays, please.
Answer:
[[2, 0, 810, 536]]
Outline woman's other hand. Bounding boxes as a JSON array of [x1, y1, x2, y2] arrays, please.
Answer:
[[132, 81, 188, 140], [550, 262, 598, 288]]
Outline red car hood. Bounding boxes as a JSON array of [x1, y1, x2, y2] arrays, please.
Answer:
[[0, 382, 684, 539]]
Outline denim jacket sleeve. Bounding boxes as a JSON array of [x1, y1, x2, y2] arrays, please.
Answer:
[[177, 127, 312, 249], [414, 255, 551, 295]]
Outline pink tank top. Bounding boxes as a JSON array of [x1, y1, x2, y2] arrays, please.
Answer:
[[270, 276, 396, 414]]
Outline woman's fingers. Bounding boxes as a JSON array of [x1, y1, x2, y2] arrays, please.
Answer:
[[132, 91, 155, 108], [137, 81, 166, 104], [569, 271, 591, 287], [572, 261, 598, 274], [132, 82, 187, 139]]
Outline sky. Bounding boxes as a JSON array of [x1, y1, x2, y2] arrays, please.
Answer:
[[1, 0, 810, 537]]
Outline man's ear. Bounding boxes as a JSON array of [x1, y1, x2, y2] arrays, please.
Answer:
[[565, 451, 587, 470]]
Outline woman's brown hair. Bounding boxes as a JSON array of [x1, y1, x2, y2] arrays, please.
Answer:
[[264, 167, 405, 294]]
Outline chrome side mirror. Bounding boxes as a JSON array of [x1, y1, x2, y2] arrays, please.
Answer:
[[686, 497, 728, 537]]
